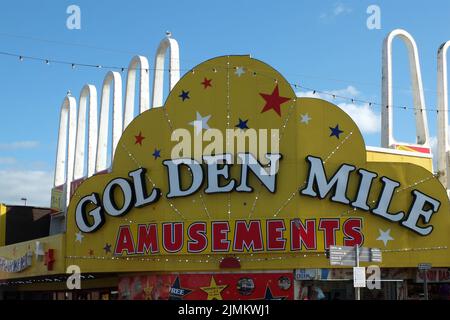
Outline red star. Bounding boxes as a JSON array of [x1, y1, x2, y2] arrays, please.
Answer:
[[259, 84, 291, 116], [135, 132, 145, 146], [201, 77, 212, 89]]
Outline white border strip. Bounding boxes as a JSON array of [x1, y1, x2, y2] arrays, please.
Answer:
[[366, 146, 433, 159]]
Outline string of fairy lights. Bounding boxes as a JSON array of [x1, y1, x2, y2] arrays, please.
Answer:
[[323, 132, 354, 165], [226, 59, 232, 220], [1, 49, 449, 113], [244, 66, 300, 220], [0, 50, 184, 73], [66, 252, 326, 264], [339, 172, 442, 217], [273, 131, 354, 218], [0, 274, 96, 286], [120, 142, 186, 220], [248, 97, 298, 219], [64, 245, 448, 264], [153, 69, 214, 221], [1, 246, 448, 287]]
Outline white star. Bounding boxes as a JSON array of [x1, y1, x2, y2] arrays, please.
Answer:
[[189, 111, 211, 135], [75, 231, 84, 243], [300, 113, 311, 124], [235, 66, 245, 77], [376, 229, 394, 246]]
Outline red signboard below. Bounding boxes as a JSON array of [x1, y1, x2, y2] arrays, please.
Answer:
[[118, 272, 294, 300]]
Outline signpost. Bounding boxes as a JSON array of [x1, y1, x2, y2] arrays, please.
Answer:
[[329, 245, 382, 266], [418, 263, 432, 300], [329, 245, 382, 300], [354, 245, 362, 300]]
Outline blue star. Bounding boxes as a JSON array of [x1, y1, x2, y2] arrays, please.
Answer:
[[152, 148, 161, 159], [329, 124, 344, 139], [103, 243, 111, 254], [179, 90, 190, 101], [169, 277, 192, 300], [235, 118, 249, 130]]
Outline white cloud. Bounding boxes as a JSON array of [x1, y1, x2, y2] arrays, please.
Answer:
[[297, 90, 320, 98], [0, 141, 40, 150], [320, 2, 352, 20], [0, 157, 16, 165], [329, 85, 359, 97], [337, 102, 380, 134], [0, 170, 53, 207], [333, 3, 352, 16], [296, 86, 381, 134]]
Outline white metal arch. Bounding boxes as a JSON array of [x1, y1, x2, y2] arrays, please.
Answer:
[[151, 35, 180, 108], [124, 55, 150, 129], [53, 94, 77, 207], [381, 29, 430, 150], [96, 71, 123, 173], [73, 84, 98, 180], [437, 41, 450, 191], [52, 33, 181, 211]]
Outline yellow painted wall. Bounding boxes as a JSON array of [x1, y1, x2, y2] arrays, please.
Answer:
[[0, 234, 66, 280], [0, 204, 6, 247], [366, 149, 433, 172]]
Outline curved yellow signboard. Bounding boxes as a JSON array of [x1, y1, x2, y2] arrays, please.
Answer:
[[66, 56, 450, 272]]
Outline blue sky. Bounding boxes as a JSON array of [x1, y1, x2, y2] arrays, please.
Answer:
[[0, 0, 449, 206]]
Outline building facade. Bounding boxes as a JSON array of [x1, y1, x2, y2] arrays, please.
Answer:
[[0, 55, 449, 300]]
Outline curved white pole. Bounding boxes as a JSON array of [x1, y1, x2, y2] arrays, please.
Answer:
[[437, 41, 450, 190], [381, 29, 430, 149], [151, 35, 180, 108], [123, 55, 150, 129], [73, 84, 98, 180], [53, 35, 181, 210], [96, 71, 123, 173], [53, 94, 77, 207]]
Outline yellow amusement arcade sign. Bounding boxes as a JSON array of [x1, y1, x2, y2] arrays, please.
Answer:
[[66, 56, 450, 272]]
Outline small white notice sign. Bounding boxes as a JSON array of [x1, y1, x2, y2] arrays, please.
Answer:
[[353, 267, 366, 288]]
